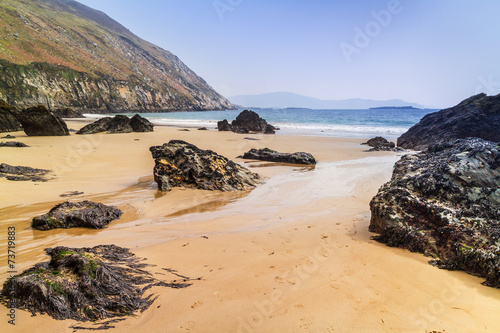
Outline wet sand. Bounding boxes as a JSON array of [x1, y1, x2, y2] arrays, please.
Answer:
[[1, 122, 500, 332]]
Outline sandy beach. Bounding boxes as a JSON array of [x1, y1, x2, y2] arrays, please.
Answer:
[[1, 122, 500, 332]]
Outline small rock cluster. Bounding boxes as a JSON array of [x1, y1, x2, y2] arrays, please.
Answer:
[[241, 148, 317, 165], [77, 114, 154, 134]]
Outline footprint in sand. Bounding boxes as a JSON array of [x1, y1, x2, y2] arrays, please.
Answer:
[[191, 301, 203, 309]]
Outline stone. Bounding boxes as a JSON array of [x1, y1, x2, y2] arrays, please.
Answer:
[[0, 141, 28, 147], [77, 114, 154, 134], [31, 201, 123, 230], [0, 163, 51, 182], [15, 105, 69, 136], [0, 100, 22, 133], [150, 140, 261, 191], [361, 137, 403, 152], [130, 114, 154, 132], [369, 138, 500, 287], [218, 110, 278, 134], [0, 245, 190, 321], [241, 148, 317, 165], [398, 93, 500, 150]]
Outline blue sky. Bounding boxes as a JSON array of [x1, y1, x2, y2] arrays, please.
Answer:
[[76, 0, 500, 108]]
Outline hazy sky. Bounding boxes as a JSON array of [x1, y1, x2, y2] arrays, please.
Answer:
[[75, 0, 500, 108]]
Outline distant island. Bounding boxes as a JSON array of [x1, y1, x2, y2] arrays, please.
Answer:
[[369, 106, 421, 110]]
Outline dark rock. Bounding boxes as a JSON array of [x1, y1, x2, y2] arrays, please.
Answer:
[[76, 117, 113, 134], [150, 140, 261, 191], [1, 134, 16, 139], [198, 127, 208, 131], [130, 114, 154, 132], [77, 115, 154, 134], [0, 245, 190, 321], [232, 110, 268, 132], [217, 119, 232, 131], [0, 100, 22, 133], [106, 115, 133, 134], [242, 148, 317, 165], [0, 163, 51, 182], [362, 137, 403, 152], [31, 201, 122, 230], [0, 141, 28, 147], [398, 93, 500, 150], [218, 110, 278, 134], [369, 138, 500, 287], [244, 137, 260, 141], [178, 129, 190, 132], [15, 105, 69, 136], [52, 108, 84, 118]]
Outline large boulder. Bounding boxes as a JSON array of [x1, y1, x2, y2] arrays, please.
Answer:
[[242, 148, 317, 165], [218, 110, 278, 134], [0, 245, 189, 321], [398, 93, 500, 150], [369, 138, 500, 287], [15, 105, 69, 136], [31, 201, 123, 230], [77, 114, 153, 134], [0, 100, 22, 133], [150, 140, 261, 191]]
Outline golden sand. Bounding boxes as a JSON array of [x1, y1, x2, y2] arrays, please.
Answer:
[[1, 122, 499, 332]]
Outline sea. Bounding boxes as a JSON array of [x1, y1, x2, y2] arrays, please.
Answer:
[[83, 107, 437, 140]]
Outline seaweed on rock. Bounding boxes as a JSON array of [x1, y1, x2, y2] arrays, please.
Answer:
[[0, 245, 191, 321]]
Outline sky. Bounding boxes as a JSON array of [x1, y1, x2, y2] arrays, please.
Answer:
[[75, 0, 500, 108]]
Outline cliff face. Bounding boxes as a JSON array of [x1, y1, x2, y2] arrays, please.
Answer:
[[0, 0, 233, 112]]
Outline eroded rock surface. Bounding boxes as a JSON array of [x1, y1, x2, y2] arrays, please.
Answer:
[[32, 201, 122, 230], [369, 138, 500, 286], [150, 140, 261, 191], [242, 148, 317, 165]]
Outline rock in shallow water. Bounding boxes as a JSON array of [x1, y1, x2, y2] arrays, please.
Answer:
[[369, 138, 500, 287], [241, 148, 317, 165], [31, 201, 122, 230], [150, 140, 261, 191], [0, 245, 190, 321]]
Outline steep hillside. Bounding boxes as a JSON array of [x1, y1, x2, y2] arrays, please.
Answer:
[[0, 0, 233, 112]]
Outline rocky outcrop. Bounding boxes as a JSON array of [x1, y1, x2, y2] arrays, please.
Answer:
[[150, 140, 261, 191], [218, 110, 278, 134], [241, 148, 317, 165], [398, 93, 500, 150], [31, 201, 123, 230], [77, 114, 153, 134], [0, 100, 22, 133], [0, 141, 28, 147], [15, 105, 69, 136], [52, 108, 84, 118], [0, 163, 51, 182], [369, 138, 500, 287], [0, 245, 190, 321], [362, 137, 403, 152], [0, 0, 233, 112]]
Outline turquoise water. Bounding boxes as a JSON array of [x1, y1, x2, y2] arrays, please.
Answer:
[[84, 108, 436, 139]]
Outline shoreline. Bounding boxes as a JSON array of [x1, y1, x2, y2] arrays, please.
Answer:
[[1, 124, 500, 332]]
